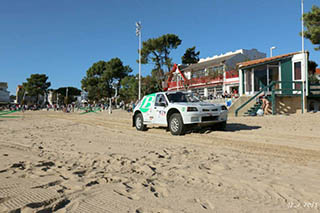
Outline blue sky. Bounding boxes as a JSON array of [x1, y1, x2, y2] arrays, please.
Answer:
[[1, 0, 319, 94]]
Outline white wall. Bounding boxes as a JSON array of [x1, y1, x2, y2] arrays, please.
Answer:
[[292, 52, 308, 82], [292, 52, 308, 95], [239, 69, 243, 96]]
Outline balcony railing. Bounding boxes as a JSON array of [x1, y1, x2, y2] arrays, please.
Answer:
[[189, 76, 223, 85], [226, 70, 239, 79], [166, 75, 223, 89]]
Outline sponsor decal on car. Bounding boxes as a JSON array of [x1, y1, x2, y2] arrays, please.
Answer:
[[139, 93, 155, 113], [159, 110, 166, 116]]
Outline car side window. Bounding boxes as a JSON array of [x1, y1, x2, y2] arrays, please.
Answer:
[[155, 94, 167, 107]]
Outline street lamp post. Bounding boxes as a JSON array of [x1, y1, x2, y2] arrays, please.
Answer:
[[270, 46, 276, 57], [136, 21, 142, 100], [301, 0, 306, 113]]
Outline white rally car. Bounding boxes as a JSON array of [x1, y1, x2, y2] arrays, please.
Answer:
[[132, 91, 228, 135]]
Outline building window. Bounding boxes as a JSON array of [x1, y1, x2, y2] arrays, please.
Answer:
[[294, 62, 302, 80], [207, 86, 223, 96], [207, 65, 224, 79], [191, 88, 204, 97], [191, 69, 205, 78]]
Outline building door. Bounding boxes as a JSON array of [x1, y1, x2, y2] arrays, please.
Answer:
[[253, 65, 267, 93], [293, 61, 302, 94], [268, 66, 280, 90], [245, 69, 253, 95]]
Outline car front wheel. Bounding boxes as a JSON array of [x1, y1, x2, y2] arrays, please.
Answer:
[[169, 113, 185, 135], [135, 113, 147, 131], [216, 121, 227, 131]]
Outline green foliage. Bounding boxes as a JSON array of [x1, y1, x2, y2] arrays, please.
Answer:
[[81, 61, 109, 101], [24, 74, 51, 103], [119, 75, 138, 102], [119, 74, 160, 103], [9, 95, 16, 102], [17, 85, 26, 104], [54, 87, 81, 104], [302, 5, 320, 50], [141, 34, 182, 88], [181, 46, 200, 65], [81, 58, 132, 102], [55, 87, 81, 97], [308, 60, 318, 74], [309, 74, 320, 84], [142, 74, 160, 96]]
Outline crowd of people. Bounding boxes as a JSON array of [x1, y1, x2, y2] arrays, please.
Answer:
[[206, 88, 239, 100], [0, 104, 39, 112], [1, 89, 242, 115], [0, 101, 137, 114]]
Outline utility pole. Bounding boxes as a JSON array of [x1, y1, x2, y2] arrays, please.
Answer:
[[109, 98, 112, 114], [301, 0, 304, 53], [136, 21, 142, 100], [301, 0, 306, 113], [66, 87, 69, 106]]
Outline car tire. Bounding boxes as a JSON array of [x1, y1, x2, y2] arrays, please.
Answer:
[[169, 113, 185, 135], [135, 113, 147, 131], [216, 121, 227, 131]]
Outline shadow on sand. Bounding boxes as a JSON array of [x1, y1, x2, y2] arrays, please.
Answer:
[[224, 123, 261, 132], [147, 123, 261, 135]]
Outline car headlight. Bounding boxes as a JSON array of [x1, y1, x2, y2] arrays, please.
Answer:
[[221, 105, 228, 111], [187, 107, 198, 112]]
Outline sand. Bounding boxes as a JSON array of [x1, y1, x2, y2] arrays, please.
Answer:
[[0, 110, 320, 212]]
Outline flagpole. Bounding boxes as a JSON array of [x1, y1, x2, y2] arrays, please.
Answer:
[[301, 0, 305, 113], [136, 21, 142, 100], [301, 0, 304, 53], [139, 26, 141, 100]]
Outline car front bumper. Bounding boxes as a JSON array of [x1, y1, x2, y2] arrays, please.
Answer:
[[182, 110, 228, 125]]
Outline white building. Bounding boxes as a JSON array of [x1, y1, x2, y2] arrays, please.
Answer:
[[0, 82, 10, 103], [165, 49, 266, 97]]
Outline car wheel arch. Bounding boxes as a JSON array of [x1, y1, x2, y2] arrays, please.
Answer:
[[133, 110, 143, 126], [166, 108, 183, 126]]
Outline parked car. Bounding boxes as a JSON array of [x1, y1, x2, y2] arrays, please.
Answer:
[[132, 91, 228, 135]]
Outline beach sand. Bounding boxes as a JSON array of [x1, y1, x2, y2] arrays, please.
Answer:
[[0, 110, 320, 212]]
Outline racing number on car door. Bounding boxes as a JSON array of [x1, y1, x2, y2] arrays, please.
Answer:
[[154, 94, 167, 125]]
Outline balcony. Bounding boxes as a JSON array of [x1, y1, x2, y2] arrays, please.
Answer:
[[189, 76, 223, 85], [226, 70, 239, 79]]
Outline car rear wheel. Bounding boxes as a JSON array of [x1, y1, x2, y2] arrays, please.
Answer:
[[169, 113, 185, 135], [135, 113, 147, 131]]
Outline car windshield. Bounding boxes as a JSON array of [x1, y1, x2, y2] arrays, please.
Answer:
[[166, 92, 200, 103]]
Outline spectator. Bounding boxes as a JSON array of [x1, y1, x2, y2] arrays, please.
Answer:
[[222, 91, 229, 98], [261, 96, 270, 115]]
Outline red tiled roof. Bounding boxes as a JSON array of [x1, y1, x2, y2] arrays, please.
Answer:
[[316, 68, 320, 74], [238, 52, 300, 68]]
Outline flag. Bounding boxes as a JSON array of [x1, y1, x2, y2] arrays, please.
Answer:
[[135, 21, 141, 36]]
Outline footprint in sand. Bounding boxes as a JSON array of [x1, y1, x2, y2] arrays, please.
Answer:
[[194, 198, 215, 211]]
